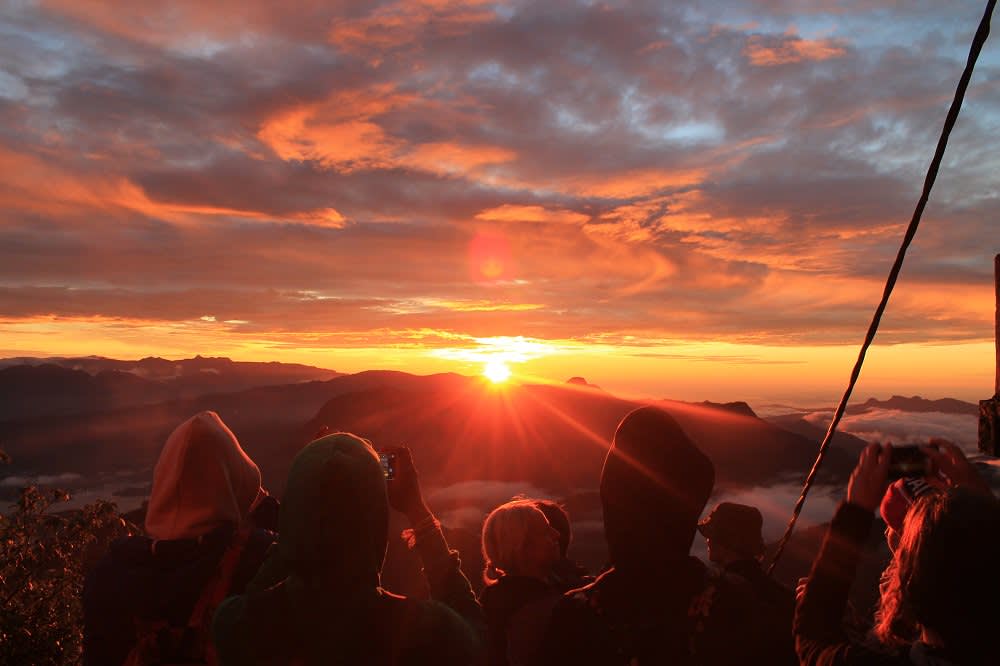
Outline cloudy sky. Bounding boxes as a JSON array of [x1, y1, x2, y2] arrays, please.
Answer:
[[1, 0, 998, 403]]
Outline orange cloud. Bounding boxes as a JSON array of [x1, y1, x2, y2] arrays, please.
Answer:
[[257, 87, 513, 178], [556, 167, 707, 199], [329, 0, 496, 60], [402, 142, 516, 174], [0, 146, 346, 229], [258, 108, 400, 171], [475, 204, 589, 225], [745, 35, 846, 66]]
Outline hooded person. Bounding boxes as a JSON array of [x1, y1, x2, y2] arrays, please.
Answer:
[[83, 411, 277, 666], [539, 406, 783, 665], [211, 433, 483, 666]]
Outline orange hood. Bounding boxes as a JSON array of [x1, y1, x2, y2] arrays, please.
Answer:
[[145, 411, 262, 540]]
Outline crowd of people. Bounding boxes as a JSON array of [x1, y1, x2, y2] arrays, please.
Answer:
[[81, 406, 1000, 665]]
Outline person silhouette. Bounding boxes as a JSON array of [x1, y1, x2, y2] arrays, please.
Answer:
[[83, 411, 277, 666], [212, 434, 483, 665]]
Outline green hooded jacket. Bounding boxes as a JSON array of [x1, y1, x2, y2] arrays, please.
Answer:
[[212, 433, 483, 665]]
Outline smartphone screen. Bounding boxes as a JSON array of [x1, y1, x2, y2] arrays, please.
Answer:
[[379, 452, 396, 480]]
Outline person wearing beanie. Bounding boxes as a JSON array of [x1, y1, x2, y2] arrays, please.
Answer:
[[211, 434, 483, 665], [879, 477, 942, 552], [83, 411, 277, 665], [478, 499, 561, 666], [539, 406, 784, 665]]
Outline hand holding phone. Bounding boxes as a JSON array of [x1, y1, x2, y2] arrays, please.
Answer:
[[921, 439, 992, 494], [382, 446, 430, 522]]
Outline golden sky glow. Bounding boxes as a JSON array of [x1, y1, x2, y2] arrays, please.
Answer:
[[1, 1, 999, 405]]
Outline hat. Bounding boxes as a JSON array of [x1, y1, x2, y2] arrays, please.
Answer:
[[698, 502, 765, 558], [879, 476, 941, 534]]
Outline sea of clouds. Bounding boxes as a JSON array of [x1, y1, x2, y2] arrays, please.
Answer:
[[804, 408, 978, 453]]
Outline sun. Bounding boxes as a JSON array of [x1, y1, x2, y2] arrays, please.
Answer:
[[483, 359, 511, 384]]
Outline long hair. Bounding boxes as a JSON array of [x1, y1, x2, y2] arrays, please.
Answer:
[[874, 487, 1000, 663], [481, 499, 551, 584]]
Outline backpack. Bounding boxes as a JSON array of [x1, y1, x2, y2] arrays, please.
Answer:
[[124, 528, 250, 666]]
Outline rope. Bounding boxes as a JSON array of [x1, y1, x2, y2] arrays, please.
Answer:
[[767, 0, 998, 575]]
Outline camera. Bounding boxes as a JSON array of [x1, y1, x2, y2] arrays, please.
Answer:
[[379, 452, 396, 480], [887, 445, 930, 480]]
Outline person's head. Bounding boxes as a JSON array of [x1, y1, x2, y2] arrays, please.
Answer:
[[697, 502, 765, 566], [600, 406, 714, 572], [879, 476, 941, 552], [875, 488, 1000, 663], [277, 433, 389, 587], [482, 499, 560, 584], [145, 411, 263, 540], [533, 499, 572, 559]]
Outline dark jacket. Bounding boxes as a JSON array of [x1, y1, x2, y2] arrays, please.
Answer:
[[548, 557, 593, 592], [82, 526, 274, 666], [795, 502, 965, 666], [212, 433, 483, 666], [541, 556, 780, 665], [480, 575, 559, 666], [723, 558, 797, 663]]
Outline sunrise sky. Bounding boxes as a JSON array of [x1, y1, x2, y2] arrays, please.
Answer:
[[1, 1, 999, 405]]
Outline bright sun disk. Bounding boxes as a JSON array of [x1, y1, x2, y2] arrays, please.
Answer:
[[483, 359, 511, 383]]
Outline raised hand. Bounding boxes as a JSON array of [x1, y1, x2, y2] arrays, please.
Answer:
[[922, 438, 992, 495], [384, 446, 432, 524], [846, 442, 892, 512]]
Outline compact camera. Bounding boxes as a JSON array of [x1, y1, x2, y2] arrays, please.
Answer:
[[887, 445, 931, 480]]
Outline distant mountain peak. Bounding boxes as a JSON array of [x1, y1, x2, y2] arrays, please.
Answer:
[[855, 395, 977, 416], [697, 400, 758, 419], [566, 377, 601, 389]]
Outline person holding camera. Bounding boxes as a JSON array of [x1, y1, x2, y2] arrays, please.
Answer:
[[211, 434, 483, 665], [795, 441, 1000, 666]]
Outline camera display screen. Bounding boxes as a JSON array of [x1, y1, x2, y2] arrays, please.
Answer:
[[888, 446, 928, 480]]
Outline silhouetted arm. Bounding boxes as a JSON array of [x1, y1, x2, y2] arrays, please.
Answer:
[[794, 502, 893, 666], [386, 446, 483, 632], [410, 509, 485, 630]]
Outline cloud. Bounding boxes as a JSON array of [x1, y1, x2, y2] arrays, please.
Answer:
[[804, 408, 979, 453], [745, 34, 847, 66], [1, 0, 999, 370], [475, 205, 589, 225], [428, 479, 554, 528]]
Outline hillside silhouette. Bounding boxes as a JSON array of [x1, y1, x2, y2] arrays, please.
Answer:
[[297, 377, 860, 494], [0, 370, 862, 501], [851, 395, 978, 416], [0, 356, 340, 421]]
